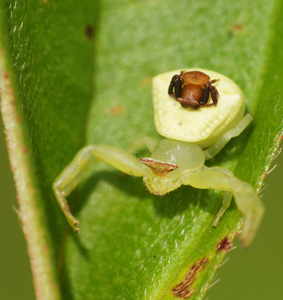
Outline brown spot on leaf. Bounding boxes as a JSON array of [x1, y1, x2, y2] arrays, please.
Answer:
[[109, 104, 125, 116], [85, 25, 95, 40], [229, 23, 245, 36], [15, 114, 20, 122], [22, 146, 28, 154], [139, 76, 152, 86], [232, 231, 239, 239], [172, 257, 209, 299], [216, 237, 232, 253], [140, 158, 178, 177]]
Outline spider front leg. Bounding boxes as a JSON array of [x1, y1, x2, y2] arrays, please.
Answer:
[[168, 74, 182, 99], [53, 145, 146, 232], [201, 79, 219, 107], [183, 167, 264, 247]]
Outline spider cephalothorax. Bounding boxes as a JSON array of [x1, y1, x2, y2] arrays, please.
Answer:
[[168, 71, 219, 108]]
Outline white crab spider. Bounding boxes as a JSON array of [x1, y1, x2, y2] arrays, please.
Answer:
[[53, 68, 264, 247]]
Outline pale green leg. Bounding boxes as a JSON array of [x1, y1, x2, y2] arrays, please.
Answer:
[[212, 192, 233, 227], [204, 114, 253, 160], [183, 167, 264, 247], [53, 145, 147, 232], [208, 167, 233, 227]]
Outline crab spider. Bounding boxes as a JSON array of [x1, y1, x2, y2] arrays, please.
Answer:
[[53, 69, 264, 247], [168, 70, 219, 108]]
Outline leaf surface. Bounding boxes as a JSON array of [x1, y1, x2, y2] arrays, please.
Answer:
[[0, 1, 282, 299]]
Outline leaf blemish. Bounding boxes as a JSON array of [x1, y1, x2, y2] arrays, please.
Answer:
[[109, 104, 125, 116], [84, 25, 95, 40], [172, 257, 209, 299], [216, 237, 232, 253], [228, 23, 245, 36]]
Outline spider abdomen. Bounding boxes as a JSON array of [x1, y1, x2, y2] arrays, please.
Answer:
[[179, 84, 203, 107]]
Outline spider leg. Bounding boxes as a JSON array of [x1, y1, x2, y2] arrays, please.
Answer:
[[212, 192, 233, 227], [203, 79, 219, 107], [207, 79, 219, 85], [183, 167, 264, 247], [168, 75, 177, 95], [209, 84, 219, 104], [168, 74, 182, 99], [199, 166, 234, 227], [199, 85, 209, 105], [53, 145, 146, 232], [204, 114, 253, 160]]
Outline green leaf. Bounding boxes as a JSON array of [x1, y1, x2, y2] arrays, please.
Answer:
[[0, 1, 282, 299]]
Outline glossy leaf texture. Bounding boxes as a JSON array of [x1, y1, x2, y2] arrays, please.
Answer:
[[0, 1, 282, 300]]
